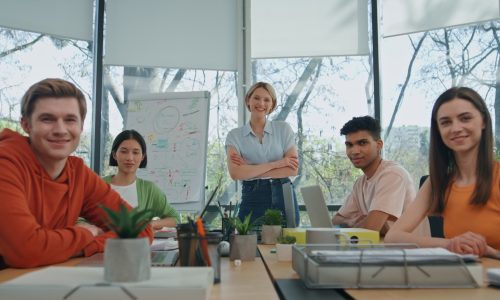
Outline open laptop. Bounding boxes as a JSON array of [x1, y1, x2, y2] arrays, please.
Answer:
[[300, 185, 333, 228], [154, 180, 221, 239], [151, 250, 179, 266]]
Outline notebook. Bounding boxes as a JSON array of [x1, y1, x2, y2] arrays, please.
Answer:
[[151, 250, 179, 267], [300, 185, 333, 228]]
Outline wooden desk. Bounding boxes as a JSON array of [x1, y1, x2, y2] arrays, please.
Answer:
[[210, 257, 279, 300], [0, 256, 278, 300], [258, 244, 500, 300]]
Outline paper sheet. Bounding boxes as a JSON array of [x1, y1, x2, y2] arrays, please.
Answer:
[[310, 247, 478, 265]]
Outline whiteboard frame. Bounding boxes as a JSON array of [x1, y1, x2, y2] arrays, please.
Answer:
[[127, 91, 211, 213]]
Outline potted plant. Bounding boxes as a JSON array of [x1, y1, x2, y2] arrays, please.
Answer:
[[101, 203, 154, 282], [229, 213, 257, 261], [275, 235, 296, 261], [260, 209, 283, 245]]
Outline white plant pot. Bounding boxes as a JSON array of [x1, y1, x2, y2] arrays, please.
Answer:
[[276, 243, 293, 261], [261, 225, 282, 245], [104, 237, 151, 282]]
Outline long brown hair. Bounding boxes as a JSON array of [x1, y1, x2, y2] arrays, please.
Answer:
[[428, 87, 494, 214]]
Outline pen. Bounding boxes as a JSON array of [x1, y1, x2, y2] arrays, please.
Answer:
[[196, 217, 211, 266]]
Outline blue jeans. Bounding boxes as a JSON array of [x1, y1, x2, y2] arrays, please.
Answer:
[[238, 178, 300, 226]]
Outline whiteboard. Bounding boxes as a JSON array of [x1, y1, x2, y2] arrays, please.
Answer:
[[126, 91, 210, 212]]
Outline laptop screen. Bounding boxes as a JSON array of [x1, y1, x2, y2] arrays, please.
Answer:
[[199, 184, 219, 220], [300, 185, 333, 228]]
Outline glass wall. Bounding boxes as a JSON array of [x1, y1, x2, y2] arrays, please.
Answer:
[[251, 0, 373, 212], [3, 1, 499, 222], [252, 57, 370, 205], [101, 66, 238, 217], [380, 21, 500, 187]]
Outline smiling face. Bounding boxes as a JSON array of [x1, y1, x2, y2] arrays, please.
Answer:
[[436, 98, 485, 155], [112, 139, 144, 176], [21, 97, 82, 169], [246, 87, 274, 117], [344, 130, 383, 173]]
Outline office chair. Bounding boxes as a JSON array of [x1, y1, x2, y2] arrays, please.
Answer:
[[419, 175, 444, 238], [282, 181, 297, 228]]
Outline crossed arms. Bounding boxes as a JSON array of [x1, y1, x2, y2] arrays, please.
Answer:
[[226, 146, 299, 181]]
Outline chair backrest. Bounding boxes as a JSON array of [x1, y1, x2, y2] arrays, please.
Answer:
[[282, 181, 297, 228], [419, 175, 444, 238]]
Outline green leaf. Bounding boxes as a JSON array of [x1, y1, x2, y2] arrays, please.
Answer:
[[263, 209, 283, 226], [277, 235, 296, 244], [231, 212, 255, 235], [100, 203, 154, 238]]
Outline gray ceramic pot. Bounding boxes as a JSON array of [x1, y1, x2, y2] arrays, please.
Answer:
[[104, 237, 151, 282], [229, 234, 257, 261]]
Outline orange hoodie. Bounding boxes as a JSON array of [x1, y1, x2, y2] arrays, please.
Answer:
[[0, 129, 153, 268]]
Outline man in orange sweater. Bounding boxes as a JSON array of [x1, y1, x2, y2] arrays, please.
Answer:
[[0, 78, 153, 268]]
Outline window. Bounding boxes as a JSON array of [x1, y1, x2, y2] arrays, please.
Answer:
[[0, 28, 93, 164], [101, 66, 238, 219], [381, 21, 500, 185]]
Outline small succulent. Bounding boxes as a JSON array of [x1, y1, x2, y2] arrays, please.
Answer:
[[263, 209, 283, 226], [101, 203, 154, 238], [277, 235, 296, 244], [230, 212, 255, 235]]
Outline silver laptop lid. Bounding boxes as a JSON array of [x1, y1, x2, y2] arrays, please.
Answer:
[[300, 185, 333, 228]]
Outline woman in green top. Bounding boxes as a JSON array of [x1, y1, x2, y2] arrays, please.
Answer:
[[104, 129, 180, 230]]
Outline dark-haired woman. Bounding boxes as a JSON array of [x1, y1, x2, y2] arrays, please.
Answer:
[[386, 87, 500, 257], [103, 129, 179, 230]]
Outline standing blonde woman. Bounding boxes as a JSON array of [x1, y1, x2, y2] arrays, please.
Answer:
[[225, 82, 300, 225], [385, 87, 500, 257]]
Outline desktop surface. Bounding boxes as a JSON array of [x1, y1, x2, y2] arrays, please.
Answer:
[[0, 253, 278, 300]]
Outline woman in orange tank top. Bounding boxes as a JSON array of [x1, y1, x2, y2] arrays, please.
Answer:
[[386, 87, 500, 257]]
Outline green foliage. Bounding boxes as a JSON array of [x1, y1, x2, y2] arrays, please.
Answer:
[[277, 235, 296, 244], [205, 141, 230, 189], [230, 212, 254, 235], [385, 125, 430, 189], [263, 209, 283, 226], [0, 119, 22, 133], [300, 136, 361, 203], [101, 203, 154, 239]]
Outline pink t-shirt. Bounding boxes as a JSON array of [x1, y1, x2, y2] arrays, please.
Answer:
[[338, 160, 430, 236]]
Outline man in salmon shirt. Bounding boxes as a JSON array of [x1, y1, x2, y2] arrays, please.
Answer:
[[0, 78, 153, 268]]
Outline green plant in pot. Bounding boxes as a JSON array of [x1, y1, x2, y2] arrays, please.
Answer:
[[101, 203, 154, 282], [276, 235, 296, 262], [229, 213, 257, 261], [260, 209, 283, 245], [277, 235, 296, 244]]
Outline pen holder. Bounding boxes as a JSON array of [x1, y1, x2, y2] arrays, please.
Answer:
[[176, 224, 223, 284], [177, 231, 203, 266]]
